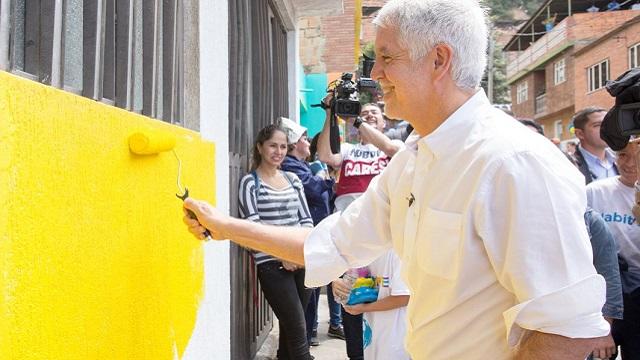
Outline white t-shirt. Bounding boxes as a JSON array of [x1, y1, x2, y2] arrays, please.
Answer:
[[587, 177, 640, 294], [363, 251, 410, 360]]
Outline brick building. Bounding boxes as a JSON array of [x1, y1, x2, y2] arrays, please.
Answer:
[[505, 0, 640, 140]]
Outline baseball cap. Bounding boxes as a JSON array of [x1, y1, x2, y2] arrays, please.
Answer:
[[279, 117, 307, 144]]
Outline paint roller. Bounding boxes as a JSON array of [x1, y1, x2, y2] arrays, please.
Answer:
[[128, 129, 212, 241]]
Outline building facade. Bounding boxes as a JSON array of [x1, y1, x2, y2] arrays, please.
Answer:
[[505, 0, 640, 140]]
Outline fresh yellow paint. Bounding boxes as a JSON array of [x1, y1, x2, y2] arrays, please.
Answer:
[[0, 72, 214, 360]]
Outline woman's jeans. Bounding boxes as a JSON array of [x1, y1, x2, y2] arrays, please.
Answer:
[[257, 261, 313, 360], [305, 284, 342, 340]]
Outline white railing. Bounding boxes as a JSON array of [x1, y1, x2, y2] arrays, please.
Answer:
[[506, 19, 569, 80]]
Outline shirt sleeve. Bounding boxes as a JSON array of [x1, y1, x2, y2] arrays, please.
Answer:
[[238, 174, 260, 223], [586, 209, 624, 320], [304, 171, 394, 287], [474, 151, 610, 347]]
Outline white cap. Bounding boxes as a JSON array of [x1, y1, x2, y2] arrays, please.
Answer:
[[279, 117, 307, 144]]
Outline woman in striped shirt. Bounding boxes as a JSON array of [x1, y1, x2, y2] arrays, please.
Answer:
[[238, 124, 314, 360]]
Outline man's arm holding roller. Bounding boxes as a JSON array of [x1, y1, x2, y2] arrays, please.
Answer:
[[183, 198, 309, 265]]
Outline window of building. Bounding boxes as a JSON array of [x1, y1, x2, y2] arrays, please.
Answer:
[[554, 59, 566, 85], [629, 43, 640, 69], [587, 59, 609, 92], [554, 120, 563, 138], [517, 81, 528, 104], [0, 0, 187, 124]]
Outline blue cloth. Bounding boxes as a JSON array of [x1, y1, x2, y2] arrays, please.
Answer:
[[585, 208, 624, 320], [281, 155, 334, 225]]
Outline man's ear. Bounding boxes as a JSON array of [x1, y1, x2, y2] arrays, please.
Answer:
[[574, 128, 585, 141], [432, 43, 454, 81]]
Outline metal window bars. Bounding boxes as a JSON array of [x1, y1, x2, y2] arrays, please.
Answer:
[[0, 0, 184, 123]]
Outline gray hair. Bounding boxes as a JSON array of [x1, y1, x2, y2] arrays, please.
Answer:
[[373, 0, 489, 90]]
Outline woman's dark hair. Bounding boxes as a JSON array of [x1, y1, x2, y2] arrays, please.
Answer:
[[308, 134, 320, 162], [251, 124, 287, 170]]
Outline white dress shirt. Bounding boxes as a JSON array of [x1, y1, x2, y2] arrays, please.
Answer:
[[304, 90, 609, 359]]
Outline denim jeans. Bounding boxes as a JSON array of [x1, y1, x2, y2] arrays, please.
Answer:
[[342, 308, 363, 360], [305, 284, 343, 341], [257, 261, 313, 360], [327, 283, 342, 328], [305, 287, 321, 341]]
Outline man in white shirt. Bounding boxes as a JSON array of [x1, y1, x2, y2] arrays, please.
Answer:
[[183, 0, 610, 358]]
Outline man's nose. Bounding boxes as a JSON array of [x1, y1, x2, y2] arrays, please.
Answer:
[[371, 61, 382, 80]]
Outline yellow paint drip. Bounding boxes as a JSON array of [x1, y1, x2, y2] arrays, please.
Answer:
[[0, 72, 214, 360]]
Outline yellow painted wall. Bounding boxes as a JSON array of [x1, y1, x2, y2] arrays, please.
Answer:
[[0, 72, 214, 359]]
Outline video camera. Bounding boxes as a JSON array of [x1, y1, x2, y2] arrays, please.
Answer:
[[331, 56, 378, 117], [601, 68, 640, 150], [312, 55, 378, 153]]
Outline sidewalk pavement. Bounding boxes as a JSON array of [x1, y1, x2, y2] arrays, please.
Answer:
[[254, 294, 347, 360]]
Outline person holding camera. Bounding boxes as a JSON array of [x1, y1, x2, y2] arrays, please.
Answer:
[[183, 0, 610, 358], [316, 100, 403, 359], [317, 100, 403, 212]]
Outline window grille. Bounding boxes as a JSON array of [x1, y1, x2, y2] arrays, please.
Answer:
[[0, 0, 186, 124], [587, 59, 609, 93]]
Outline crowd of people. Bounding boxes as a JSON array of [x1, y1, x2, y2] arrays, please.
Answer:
[[182, 0, 640, 359]]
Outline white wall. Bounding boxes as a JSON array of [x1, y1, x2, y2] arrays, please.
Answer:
[[183, 0, 231, 359], [287, 28, 300, 121]]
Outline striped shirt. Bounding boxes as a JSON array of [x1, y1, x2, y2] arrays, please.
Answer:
[[238, 171, 313, 264]]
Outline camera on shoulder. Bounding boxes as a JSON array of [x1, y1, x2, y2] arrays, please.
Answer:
[[601, 68, 640, 150]]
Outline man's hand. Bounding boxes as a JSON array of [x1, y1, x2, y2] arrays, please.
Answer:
[[516, 331, 604, 360], [343, 303, 367, 315], [590, 333, 617, 360], [183, 198, 229, 240]]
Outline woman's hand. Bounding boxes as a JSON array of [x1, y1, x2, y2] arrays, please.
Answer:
[[281, 260, 299, 271]]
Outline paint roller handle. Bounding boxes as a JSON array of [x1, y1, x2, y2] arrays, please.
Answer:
[[185, 209, 212, 239]]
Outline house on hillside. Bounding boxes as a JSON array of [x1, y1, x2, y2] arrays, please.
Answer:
[[503, 0, 640, 140]]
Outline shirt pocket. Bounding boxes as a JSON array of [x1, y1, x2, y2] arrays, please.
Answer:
[[415, 207, 463, 280]]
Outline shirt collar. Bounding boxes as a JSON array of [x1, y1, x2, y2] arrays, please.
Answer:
[[406, 89, 489, 158], [578, 146, 616, 166]]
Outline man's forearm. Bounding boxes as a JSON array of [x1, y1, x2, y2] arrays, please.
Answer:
[[223, 217, 310, 265], [516, 331, 599, 360]]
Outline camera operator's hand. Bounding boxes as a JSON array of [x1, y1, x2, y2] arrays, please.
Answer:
[[322, 93, 333, 112]]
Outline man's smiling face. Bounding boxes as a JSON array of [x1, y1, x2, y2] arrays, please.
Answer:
[[371, 26, 432, 123]]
